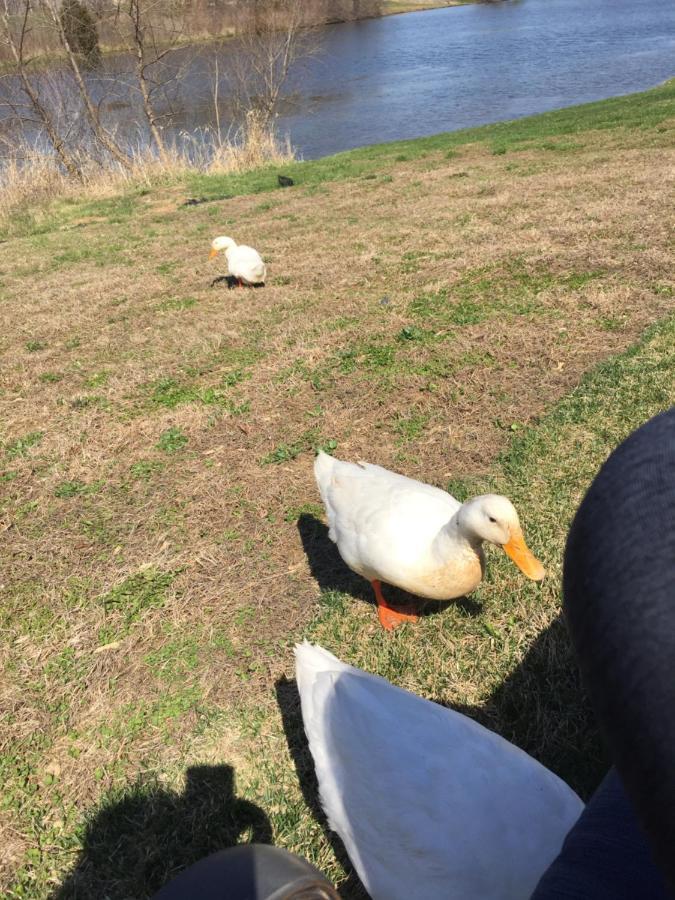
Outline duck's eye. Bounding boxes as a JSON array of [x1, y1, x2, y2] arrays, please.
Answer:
[[488, 516, 497, 523]]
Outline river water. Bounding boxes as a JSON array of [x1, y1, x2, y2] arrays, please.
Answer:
[[282, 0, 675, 157], [2, 0, 674, 160]]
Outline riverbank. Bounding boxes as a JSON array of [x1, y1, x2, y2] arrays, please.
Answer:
[[2, 82, 674, 896], [382, 0, 479, 15], [0, 0, 481, 72]]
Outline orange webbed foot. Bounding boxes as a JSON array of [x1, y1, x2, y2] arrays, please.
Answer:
[[371, 579, 419, 631], [377, 604, 420, 631]]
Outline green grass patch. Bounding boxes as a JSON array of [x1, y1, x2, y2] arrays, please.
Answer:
[[396, 325, 433, 343], [283, 502, 325, 524], [260, 431, 337, 466], [5, 431, 43, 458], [99, 568, 176, 630], [67, 192, 140, 223], [70, 394, 107, 410], [410, 258, 604, 327], [84, 372, 109, 388], [52, 242, 127, 269], [144, 370, 251, 412], [157, 427, 188, 453], [130, 459, 165, 480], [54, 479, 101, 499], [150, 377, 199, 409], [156, 261, 179, 275], [145, 635, 200, 681], [393, 410, 430, 443], [158, 296, 198, 311]]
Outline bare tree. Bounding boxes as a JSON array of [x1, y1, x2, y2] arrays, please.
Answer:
[[228, 0, 321, 132], [0, 0, 82, 177], [106, 0, 196, 166], [42, 0, 132, 169], [122, 0, 170, 163]]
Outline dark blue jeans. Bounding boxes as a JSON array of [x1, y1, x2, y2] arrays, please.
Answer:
[[532, 768, 670, 898]]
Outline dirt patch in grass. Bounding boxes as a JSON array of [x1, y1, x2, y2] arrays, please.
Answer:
[[1, 110, 674, 894]]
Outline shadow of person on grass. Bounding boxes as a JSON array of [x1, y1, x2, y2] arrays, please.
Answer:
[[276, 616, 607, 898], [297, 513, 481, 619], [53, 764, 272, 900], [449, 615, 608, 799]]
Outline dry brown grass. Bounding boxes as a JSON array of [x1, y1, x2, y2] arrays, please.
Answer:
[[0, 119, 294, 237], [1, 106, 674, 895]]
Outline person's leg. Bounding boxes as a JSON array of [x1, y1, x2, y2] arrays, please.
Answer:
[[562, 408, 675, 892], [531, 768, 670, 899], [152, 844, 341, 900]]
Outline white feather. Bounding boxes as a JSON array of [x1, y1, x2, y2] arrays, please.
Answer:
[[296, 641, 582, 900]]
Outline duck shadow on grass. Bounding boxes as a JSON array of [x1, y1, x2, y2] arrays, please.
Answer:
[[275, 677, 370, 900], [52, 764, 272, 900], [210, 275, 266, 289], [276, 617, 608, 899], [297, 513, 482, 619]]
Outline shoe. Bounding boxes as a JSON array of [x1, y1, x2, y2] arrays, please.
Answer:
[[153, 843, 341, 899]]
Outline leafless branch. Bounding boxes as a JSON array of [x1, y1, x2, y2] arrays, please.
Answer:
[[42, 0, 132, 169], [0, 0, 82, 177]]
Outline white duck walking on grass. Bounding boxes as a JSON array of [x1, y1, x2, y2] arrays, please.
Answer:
[[296, 641, 583, 900], [314, 451, 545, 630], [209, 235, 266, 287]]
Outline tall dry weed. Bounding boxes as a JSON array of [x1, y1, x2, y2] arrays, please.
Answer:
[[0, 117, 295, 235], [209, 111, 294, 173]]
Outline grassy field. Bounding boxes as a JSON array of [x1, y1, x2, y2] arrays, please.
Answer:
[[1, 80, 674, 897]]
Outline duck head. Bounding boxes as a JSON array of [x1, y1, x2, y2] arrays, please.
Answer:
[[209, 235, 237, 259], [457, 494, 545, 581]]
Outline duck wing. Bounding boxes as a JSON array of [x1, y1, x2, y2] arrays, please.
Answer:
[[296, 642, 583, 900], [229, 245, 266, 283], [313, 452, 460, 580]]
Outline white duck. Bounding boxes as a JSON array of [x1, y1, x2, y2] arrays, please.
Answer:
[[314, 451, 544, 630], [209, 235, 266, 286], [296, 641, 583, 900]]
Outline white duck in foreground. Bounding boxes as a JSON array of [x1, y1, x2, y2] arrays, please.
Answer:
[[296, 641, 583, 900], [314, 451, 544, 629], [209, 235, 266, 286]]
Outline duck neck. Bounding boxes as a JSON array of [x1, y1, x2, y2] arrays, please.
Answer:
[[437, 512, 484, 559]]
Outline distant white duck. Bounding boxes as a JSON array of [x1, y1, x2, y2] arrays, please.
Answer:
[[209, 235, 266, 287], [314, 451, 544, 630], [296, 641, 583, 900]]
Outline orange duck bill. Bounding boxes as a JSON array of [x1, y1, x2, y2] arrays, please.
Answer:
[[503, 528, 546, 581]]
